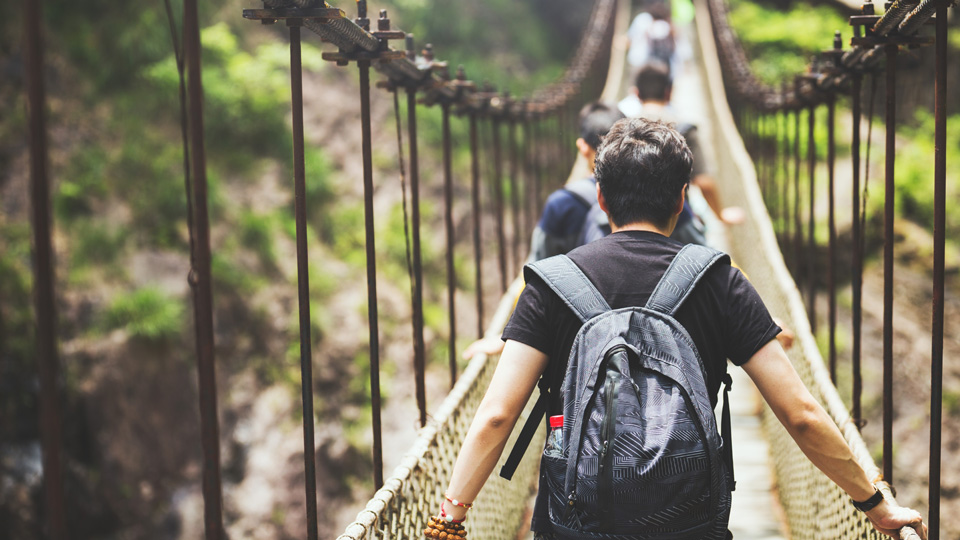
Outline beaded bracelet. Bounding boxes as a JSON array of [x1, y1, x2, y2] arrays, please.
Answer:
[[444, 494, 473, 510], [423, 513, 468, 540]]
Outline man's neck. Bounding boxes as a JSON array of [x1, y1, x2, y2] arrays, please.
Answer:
[[609, 221, 671, 236], [640, 100, 669, 112]]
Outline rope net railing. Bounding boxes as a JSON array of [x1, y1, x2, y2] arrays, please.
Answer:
[[697, 0, 952, 536]]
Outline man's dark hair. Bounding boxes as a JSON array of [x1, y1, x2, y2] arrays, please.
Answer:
[[635, 61, 672, 102], [578, 102, 626, 150], [594, 117, 692, 228]]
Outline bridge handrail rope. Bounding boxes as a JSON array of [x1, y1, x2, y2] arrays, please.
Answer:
[[699, 0, 950, 536]]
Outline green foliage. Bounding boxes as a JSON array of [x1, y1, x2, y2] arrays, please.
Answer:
[[211, 251, 266, 296], [103, 287, 184, 342], [0, 223, 35, 362], [69, 222, 128, 282], [728, 0, 849, 85], [142, 23, 316, 168], [895, 111, 960, 232], [55, 146, 110, 223], [0, 222, 38, 443], [239, 210, 279, 269], [382, 0, 575, 94]]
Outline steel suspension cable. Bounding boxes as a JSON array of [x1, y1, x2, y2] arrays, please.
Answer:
[[24, 0, 67, 537], [469, 113, 484, 339], [882, 44, 897, 485], [851, 72, 863, 426], [183, 0, 224, 534], [392, 88, 427, 428], [441, 102, 458, 388], [287, 22, 320, 539]]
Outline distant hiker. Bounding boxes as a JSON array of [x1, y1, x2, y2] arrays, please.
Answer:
[[527, 102, 624, 262], [620, 61, 745, 246], [461, 102, 623, 361], [432, 118, 927, 540], [625, 2, 689, 80]]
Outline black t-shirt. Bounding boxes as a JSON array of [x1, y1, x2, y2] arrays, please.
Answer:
[[502, 230, 780, 413]]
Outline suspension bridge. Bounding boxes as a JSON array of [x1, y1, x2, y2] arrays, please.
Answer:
[[19, 0, 952, 538]]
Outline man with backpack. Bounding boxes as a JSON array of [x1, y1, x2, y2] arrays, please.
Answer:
[[432, 118, 926, 539], [527, 102, 624, 262]]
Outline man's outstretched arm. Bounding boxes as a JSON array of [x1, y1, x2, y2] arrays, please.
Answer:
[[742, 340, 927, 539], [442, 340, 549, 521]]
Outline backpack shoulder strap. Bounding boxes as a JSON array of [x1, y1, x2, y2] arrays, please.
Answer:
[[501, 256, 610, 481], [562, 177, 598, 209], [645, 244, 729, 316], [525, 254, 611, 323]]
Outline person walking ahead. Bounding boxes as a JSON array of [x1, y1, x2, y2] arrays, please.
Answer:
[[427, 118, 926, 539]]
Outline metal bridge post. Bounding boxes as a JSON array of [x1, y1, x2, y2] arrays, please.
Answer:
[[509, 117, 521, 273], [793, 80, 803, 281], [882, 43, 897, 485], [929, 4, 947, 535], [492, 117, 508, 294], [288, 21, 320, 539], [405, 81, 427, 428], [807, 103, 817, 333], [442, 102, 458, 387], [851, 72, 863, 426], [24, 1, 68, 537], [827, 95, 837, 383], [469, 113, 484, 339], [534, 116, 544, 213], [780, 107, 790, 239], [522, 115, 534, 253], [184, 0, 225, 536], [358, 58, 385, 489]]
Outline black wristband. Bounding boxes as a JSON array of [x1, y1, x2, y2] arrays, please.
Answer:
[[852, 488, 884, 512]]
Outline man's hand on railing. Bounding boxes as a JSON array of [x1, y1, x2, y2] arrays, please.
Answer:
[[864, 498, 927, 539]]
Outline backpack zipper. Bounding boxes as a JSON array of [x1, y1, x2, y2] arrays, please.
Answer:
[[598, 368, 619, 532]]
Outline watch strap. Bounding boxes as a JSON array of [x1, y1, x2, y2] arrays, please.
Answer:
[[852, 487, 884, 512]]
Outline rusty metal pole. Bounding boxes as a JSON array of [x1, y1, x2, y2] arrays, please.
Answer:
[[288, 22, 320, 539], [183, 0, 225, 535], [358, 59, 384, 489], [882, 43, 897, 485], [851, 73, 864, 424], [441, 102, 458, 388], [930, 5, 947, 535], [781, 108, 790, 238], [508, 119, 521, 274], [469, 113, 484, 339], [24, 1, 67, 538], [522, 118, 534, 253], [827, 96, 837, 383], [534, 118, 544, 213], [794, 84, 803, 279], [807, 103, 817, 333], [492, 117, 508, 293], [405, 83, 427, 428]]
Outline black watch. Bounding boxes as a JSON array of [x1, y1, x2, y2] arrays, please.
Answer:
[[852, 487, 884, 512]]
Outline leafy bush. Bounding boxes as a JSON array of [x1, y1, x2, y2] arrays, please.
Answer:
[[104, 287, 184, 341], [895, 111, 960, 233], [728, 0, 849, 85], [239, 210, 278, 269]]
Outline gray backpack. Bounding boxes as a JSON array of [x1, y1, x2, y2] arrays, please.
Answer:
[[501, 244, 735, 539]]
